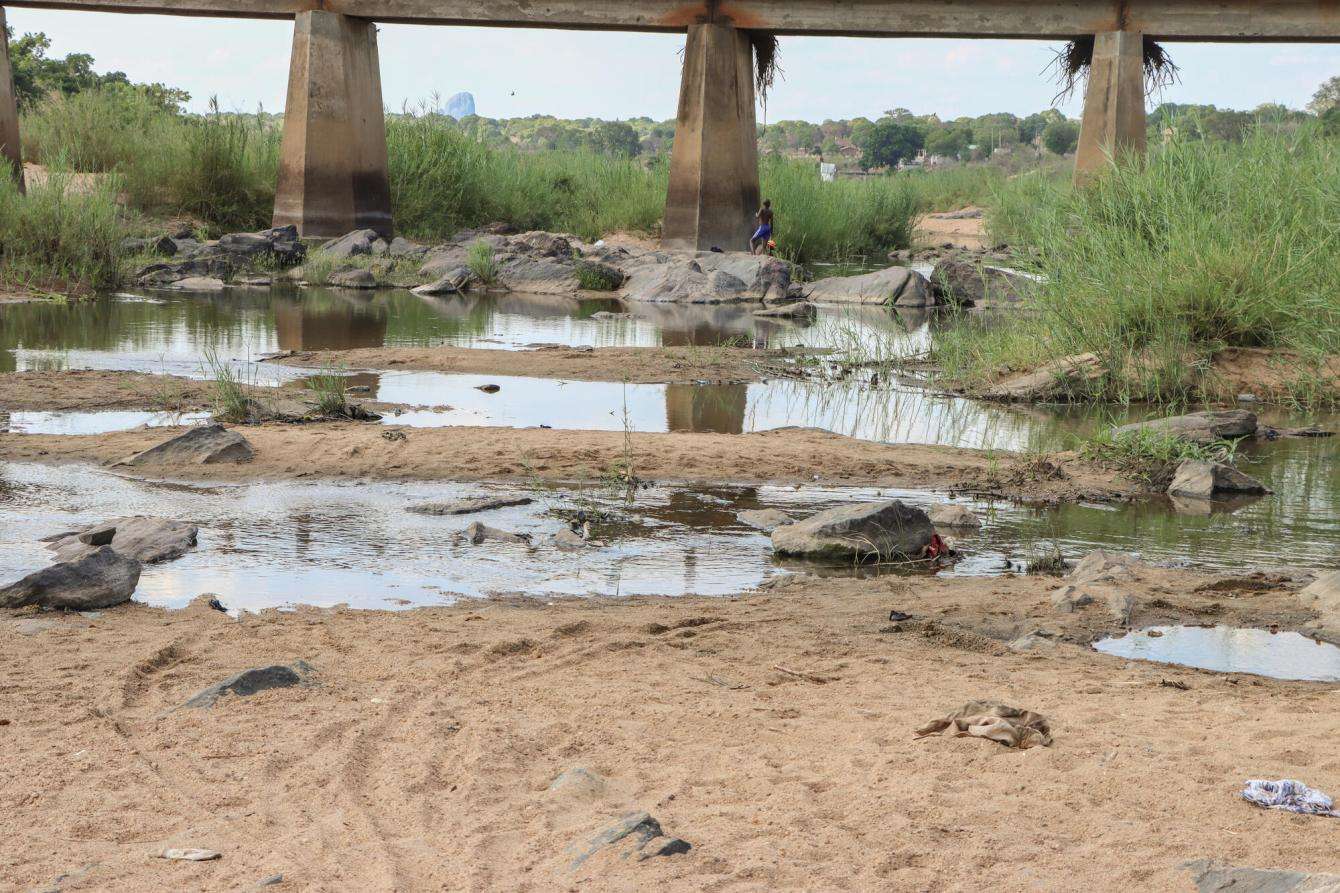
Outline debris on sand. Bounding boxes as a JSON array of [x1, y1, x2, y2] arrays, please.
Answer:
[[1240, 779, 1339, 818], [914, 700, 1053, 749]]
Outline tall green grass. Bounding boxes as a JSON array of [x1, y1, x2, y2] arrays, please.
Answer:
[[937, 126, 1340, 403], [0, 174, 124, 293]]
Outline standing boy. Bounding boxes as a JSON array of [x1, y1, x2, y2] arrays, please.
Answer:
[[750, 200, 774, 255]]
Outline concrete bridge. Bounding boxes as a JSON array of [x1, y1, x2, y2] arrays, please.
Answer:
[[2, 2, 1338, 251]]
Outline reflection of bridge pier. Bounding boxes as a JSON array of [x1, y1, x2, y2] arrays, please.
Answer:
[[665, 383, 747, 435], [272, 293, 388, 351]]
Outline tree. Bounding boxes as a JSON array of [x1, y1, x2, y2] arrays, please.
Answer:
[[924, 126, 970, 160], [855, 119, 924, 170], [1322, 106, 1340, 138], [1309, 75, 1340, 114], [587, 121, 640, 158], [1041, 119, 1080, 155], [5, 26, 189, 111]]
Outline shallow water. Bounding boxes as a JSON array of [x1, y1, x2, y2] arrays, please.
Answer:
[[1093, 626, 1340, 682], [4, 410, 212, 435]]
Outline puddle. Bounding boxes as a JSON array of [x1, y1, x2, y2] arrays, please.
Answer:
[[3, 410, 211, 435], [1093, 626, 1340, 682]]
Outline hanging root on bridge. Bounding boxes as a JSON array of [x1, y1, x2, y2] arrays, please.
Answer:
[[750, 32, 782, 105], [1048, 35, 1179, 103]]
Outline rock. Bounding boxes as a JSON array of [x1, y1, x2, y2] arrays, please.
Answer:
[[931, 259, 1031, 306], [548, 766, 607, 798], [1050, 550, 1144, 614], [983, 353, 1104, 401], [387, 236, 427, 259], [518, 231, 574, 258], [771, 501, 935, 562], [136, 257, 234, 287], [413, 266, 474, 296], [172, 276, 227, 291], [476, 384, 501, 394], [328, 268, 378, 289], [0, 547, 141, 610], [1113, 410, 1257, 445], [320, 229, 380, 260], [753, 301, 817, 320], [1008, 629, 1062, 653], [737, 509, 792, 532], [622, 251, 791, 304], [160, 849, 222, 862], [552, 527, 588, 552], [117, 425, 253, 467], [465, 522, 531, 546], [929, 504, 981, 529], [235, 275, 272, 287], [803, 266, 934, 306], [1168, 461, 1270, 499], [1185, 859, 1340, 892], [257, 874, 284, 887], [1299, 571, 1340, 645], [407, 496, 533, 516], [569, 812, 690, 868], [45, 516, 198, 564], [590, 311, 630, 320], [183, 660, 315, 709]]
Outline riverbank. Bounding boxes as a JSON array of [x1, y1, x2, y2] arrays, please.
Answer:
[[2, 571, 1336, 891]]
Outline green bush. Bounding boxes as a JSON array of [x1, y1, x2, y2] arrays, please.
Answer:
[[576, 261, 623, 291], [0, 174, 124, 293]]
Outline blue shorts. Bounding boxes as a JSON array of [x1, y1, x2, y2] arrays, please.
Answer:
[[752, 224, 773, 241]]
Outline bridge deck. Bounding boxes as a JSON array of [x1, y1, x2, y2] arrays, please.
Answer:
[[3, 0, 1339, 40]]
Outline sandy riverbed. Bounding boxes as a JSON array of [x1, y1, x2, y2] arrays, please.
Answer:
[[1, 569, 1336, 891]]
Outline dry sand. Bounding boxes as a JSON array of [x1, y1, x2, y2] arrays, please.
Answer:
[[0, 422, 1140, 504], [2, 571, 1337, 891], [915, 209, 988, 251]]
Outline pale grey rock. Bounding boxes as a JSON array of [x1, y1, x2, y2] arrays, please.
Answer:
[[1168, 460, 1270, 498], [172, 276, 227, 292], [328, 268, 378, 289], [737, 509, 792, 532], [320, 229, 379, 260], [929, 504, 982, 529], [1113, 410, 1258, 445], [407, 496, 533, 516], [46, 516, 198, 564], [117, 425, 253, 467]]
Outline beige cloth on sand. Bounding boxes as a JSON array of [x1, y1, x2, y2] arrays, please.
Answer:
[[915, 700, 1053, 749]]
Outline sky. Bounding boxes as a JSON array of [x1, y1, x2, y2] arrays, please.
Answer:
[[7, 8, 1338, 121]]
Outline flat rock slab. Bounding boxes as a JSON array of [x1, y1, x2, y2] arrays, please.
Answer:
[[1051, 550, 1146, 615], [407, 497, 533, 516], [984, 353, 1103, 401], [183, 660, 315, 709], [929, 504, 982, 529], [737, 508, 792, 532], [569, 812, 691, 869], [1168, 460, 1270, 499], [0, 547, 141, 611], [160, 849, 222, 862], [1186, 860, 1340, 892], [803, 266, 933, 306], [116, 425, 254, 467], [45, 516, 198, 564], [772, 500, 934, 561], [1114, 410, 1258, 445], [465, 522, 531, 545]]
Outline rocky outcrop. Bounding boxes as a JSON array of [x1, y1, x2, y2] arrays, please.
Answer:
[[1168, 461, 1270, 499], [772, 501, 935, 561], [803, 266, 935, 307], [320, 229, 380, 260], [931, 258, 1031, 306], [136, 225, 304, 286], [116, 425, 254, 467], [0, 547, 141, 610], [1050, 550, 1144, 619], [45, 516, 198, 564], [1113, 410, 1258, 445], [983, 353, 1104, 402], [620, 251, 792, 304]]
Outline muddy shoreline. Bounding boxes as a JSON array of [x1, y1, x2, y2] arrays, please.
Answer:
[[2, 571, 1336, 891]]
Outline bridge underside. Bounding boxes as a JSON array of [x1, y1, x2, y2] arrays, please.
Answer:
[[3, 1, 1337, 246]]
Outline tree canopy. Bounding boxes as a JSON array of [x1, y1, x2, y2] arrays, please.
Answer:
[[5, 26, 189, 111]]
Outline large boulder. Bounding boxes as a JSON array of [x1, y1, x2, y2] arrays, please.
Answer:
[[0, 547, 141, 610], [1113, 410, 1258, 445], [772, 501, 935, 561], [116, 425, 254, 467], [621, 252, 792, 304], [931, 258, 1031, 306], [1168, 461, 1270, 499], [1186, 860, 1340, 893], [413, 266, 474, 296], [1050, 550, 1144, 615], [803, 266, 934, 306], [45, 516, 199, 564], [320, 229, 380, 260], [329, 268, 378, 289]]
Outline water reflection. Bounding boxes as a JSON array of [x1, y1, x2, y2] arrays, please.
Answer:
[[1094, 626, 1340, 681]]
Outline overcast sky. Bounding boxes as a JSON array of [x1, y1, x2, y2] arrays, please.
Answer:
[[8, 9, 1337, 121]]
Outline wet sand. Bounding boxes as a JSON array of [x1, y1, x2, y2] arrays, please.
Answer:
[[0, 422, 1141, 504], [2, 572, 1336, 891]]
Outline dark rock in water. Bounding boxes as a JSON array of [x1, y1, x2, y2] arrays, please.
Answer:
[[183, 660, 315, 709], [116, 425, 254, 467], [931, 258, 1030, 306], [0, 547, 141, 610], [1113, 410, 1257, 445], [413, 266, 474, 296], [771, 501, 935, 561], [476, 384, 501, 394], [328, 268, 378, 289], [1168, 460, 1270, 499], [1184, 859, 1340, 893], [320, 229, 380, 260], [45, 516, 199, 564], [569, 812, 691, 868], [407, 496, 533, 516], [137, 257, 234, 287], [465, 522, 531, 545]]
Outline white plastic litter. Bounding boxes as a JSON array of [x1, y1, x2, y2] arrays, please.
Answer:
[[1241, 779, 1340, 817]]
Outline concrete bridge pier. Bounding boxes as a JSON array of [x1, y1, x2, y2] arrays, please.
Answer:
[[273, 10, 392, 238], [1074, 29, 1148, 185], [0, 7, 26, 193], [662, 22, 760, 252]]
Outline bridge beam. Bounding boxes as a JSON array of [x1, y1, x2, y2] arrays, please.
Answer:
[[663, 22, 760, 253], [273, 10, 392, 238], [0, 7, 25, 193], [1074, 29, 1147, 186]]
